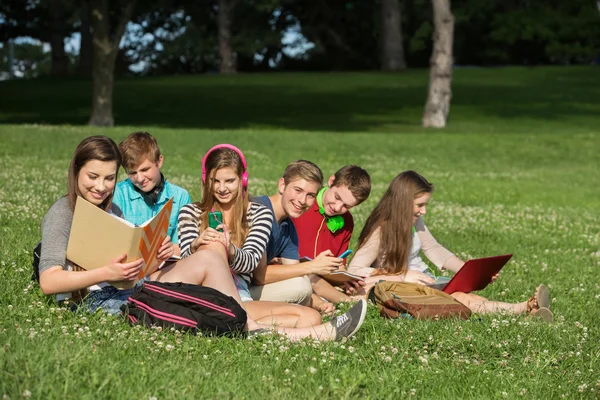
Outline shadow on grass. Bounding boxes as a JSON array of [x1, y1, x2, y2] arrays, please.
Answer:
[[0, 67, 598, 132]]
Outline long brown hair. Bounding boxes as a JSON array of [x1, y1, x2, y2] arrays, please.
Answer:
[[67, 136, 121, 212], [356, 171, 433, 275], [195, 147, 249, 247]]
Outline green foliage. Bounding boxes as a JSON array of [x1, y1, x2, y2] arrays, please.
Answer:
[[0, 41, 50, 78], [124, 0, 292, 74], [453, 0, 600, 65], [1, 68, 600, 398], [282, 0, 380, 70]]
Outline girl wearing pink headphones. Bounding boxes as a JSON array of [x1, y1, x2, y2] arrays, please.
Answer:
[[176, 144, 367, 339]]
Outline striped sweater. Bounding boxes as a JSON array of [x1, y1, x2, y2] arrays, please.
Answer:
[[178, 202, 273, 283]]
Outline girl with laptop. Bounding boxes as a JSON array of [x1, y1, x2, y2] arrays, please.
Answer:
[[348, 170, 553, 321]]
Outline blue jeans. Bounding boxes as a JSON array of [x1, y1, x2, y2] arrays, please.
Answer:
[[81, 279, 148, 314]]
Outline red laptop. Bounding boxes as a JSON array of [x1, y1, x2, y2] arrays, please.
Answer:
[[439, 254, 513, 294]]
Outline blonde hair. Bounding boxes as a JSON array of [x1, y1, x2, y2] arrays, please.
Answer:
[[118, 131, 161, 171], [195, 147, 249, 247], [282, 160, 323, 187]]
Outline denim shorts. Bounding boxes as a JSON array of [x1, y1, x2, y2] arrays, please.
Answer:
[[233, 275, 253, 303], [82, 278, 148, 315]]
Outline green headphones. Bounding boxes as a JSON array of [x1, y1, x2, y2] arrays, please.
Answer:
[[317, 187, 345, 233]]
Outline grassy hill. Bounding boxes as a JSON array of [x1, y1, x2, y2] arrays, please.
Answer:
[[1, 67, 599, 399]]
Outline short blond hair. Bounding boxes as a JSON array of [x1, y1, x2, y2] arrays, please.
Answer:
[[119, 132, 161, 171], [282, 160, 323, 187]]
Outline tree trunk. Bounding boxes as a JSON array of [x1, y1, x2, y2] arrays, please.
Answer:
[[381, 0, 406, 71], [79, 0, 93, 77], [218, 0, 237, 74], [49, 0, 69, 76], [88, 0, 136, 127], [422, 0, 454, 128]]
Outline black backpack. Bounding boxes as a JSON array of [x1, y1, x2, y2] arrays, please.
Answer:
[[124, 281, 247, 337], [32, 242, 42, 282]]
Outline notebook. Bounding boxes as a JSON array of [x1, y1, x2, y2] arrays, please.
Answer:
[[433, 254, 513, 294], [299, 256, 364, 285]]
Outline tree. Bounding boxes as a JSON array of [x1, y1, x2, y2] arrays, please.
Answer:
[[380, 0, 406, 70], [283, 1, 380, 70], [49, 0, 69, 76], [79, 0, 93, 76], [218, 0, 239, 74], [0, 0, 78, 77], [0, 41, 50, 79], [88, 0, 136, 126], [422, 0, 454, 128]]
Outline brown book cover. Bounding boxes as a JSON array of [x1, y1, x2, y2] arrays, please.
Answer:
[[322, 270, 365, 285], [66, 196, 173, 289]]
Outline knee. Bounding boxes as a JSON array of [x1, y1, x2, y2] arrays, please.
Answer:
[[197, 242, 228, 261], [298, 306, 322, 326], [189, 249, 228, 272], [294, 276, 314, 306]]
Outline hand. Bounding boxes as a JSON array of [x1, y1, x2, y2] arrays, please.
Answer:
[[402, 270, 435, 286], [307, 250, 343, 275], [317, 302, 336, 317], [343, 280, 366, 295], [268, 257, 283, 265], [210, 224, 230, 246], [193, 227, 226, 251], [104, 253, 144, 281], [156, 236, 174, 261], [490, 272, 500, 283]]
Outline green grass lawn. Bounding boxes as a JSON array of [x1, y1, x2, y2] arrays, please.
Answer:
[[1, 67, 599, 399]]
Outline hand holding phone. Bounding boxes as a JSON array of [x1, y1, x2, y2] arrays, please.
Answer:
[[208, 211, 223, 231], [338, 249, 353, 259]]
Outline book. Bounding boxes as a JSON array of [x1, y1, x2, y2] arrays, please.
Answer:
[[66, 196, 173, 289], [298, 256, 364, 284], [436, 254, 512, 294], [321, 270, 365, 285]]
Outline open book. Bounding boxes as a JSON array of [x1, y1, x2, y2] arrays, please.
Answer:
[[321, 270, 365, 285], [299, 256, 364, 285], [66, 196, 173, 289]]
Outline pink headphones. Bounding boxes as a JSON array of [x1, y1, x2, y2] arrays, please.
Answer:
[[201, 144, 248, 190]]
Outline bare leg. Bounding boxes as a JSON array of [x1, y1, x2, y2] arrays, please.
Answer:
[[150, 246, 243, 304], [244, 301, 322, 328], [451, 292, 528, 314], [310, 275, 350, 303], [151, 243, 341, 336]]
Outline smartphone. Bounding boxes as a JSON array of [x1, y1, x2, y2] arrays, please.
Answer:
[[338, 249, 353, 259], [208, 211, 223, 230]]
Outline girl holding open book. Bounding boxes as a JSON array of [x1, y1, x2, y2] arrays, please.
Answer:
[[347, 170, 553, 320], [174, 144, 367, 339], [39, 136, 366, 341]]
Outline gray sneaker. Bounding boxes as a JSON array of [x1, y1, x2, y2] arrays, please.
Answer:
[[330, 299, 367, 341]]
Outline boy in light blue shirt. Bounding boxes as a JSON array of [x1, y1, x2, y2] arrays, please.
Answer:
[[113, 132, 191, 257]]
